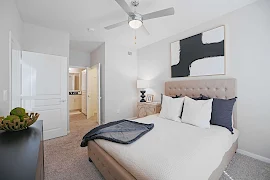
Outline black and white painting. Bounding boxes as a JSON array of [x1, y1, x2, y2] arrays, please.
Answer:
[[171, 26, 225, 77]]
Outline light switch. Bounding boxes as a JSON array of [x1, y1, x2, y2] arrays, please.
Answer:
[[3, 90, 7, 102]]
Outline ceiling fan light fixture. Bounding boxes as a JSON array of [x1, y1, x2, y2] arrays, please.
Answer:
[[128, 13, 143, 29], [129, 20, 142, 29], [104, 0, 175, 36]]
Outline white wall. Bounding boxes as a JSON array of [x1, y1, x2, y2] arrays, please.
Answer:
[[138, 0, 270, 160], [90, 42, 138, 124], [23, 23, 70, 57], [0, 0, 23, 116], [90, 43, 106, 123], [105, 42, 138, 122], [69, 50, 90, 67]]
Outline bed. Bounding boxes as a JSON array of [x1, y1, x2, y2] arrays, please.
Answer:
[[87, 78, 238, 180]]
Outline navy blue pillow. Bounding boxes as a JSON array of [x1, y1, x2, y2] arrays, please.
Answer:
[[172, 94, 182, 98], [201, 95, 237, 134], [192, 96, 203, 100]]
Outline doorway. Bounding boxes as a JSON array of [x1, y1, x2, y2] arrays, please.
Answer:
[[68, 64, 101, 126], [68, 67, 86, 116]]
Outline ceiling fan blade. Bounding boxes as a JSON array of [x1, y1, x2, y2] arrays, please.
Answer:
[[143, 7, 175, 21], [141, 25, 150, 36], [104, 20, 128, 30], [115, 0, 134, 16]]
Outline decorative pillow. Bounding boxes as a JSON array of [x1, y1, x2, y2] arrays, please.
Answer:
[[159, 95, 184, 122], [201, 95, 237, 134], [161, 93, 182, 104], [192, 96, 203, 100], [172, 94, 182, 98], [181, 96, 213, 128], [200, 94, 210, 100], [179, 95, 202, 118]]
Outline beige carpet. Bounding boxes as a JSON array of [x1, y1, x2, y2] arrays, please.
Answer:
[[44, 114, 270, 180], [44, 113, 104, 180]]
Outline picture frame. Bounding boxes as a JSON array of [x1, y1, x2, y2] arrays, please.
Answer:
[[146, 94, 154, 103], [170, 25, 225, 77]]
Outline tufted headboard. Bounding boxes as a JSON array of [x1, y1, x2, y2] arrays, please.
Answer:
[[165, 78, 237, 127]]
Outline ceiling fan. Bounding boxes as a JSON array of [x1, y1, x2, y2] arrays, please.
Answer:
[[104, 0, 175, 35]]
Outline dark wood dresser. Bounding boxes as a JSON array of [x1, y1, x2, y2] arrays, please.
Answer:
[[0, 121, 44, 180]]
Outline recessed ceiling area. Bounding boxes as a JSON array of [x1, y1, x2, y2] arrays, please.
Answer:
[[16, 0, 259, 49], [70, 40, 104, 53]]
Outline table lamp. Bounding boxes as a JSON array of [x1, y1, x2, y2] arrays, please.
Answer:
[[137, 80, 149, 102]]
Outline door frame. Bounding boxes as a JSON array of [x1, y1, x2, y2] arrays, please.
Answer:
[[68, 65, 88, 132], [9, 31, 22, 111], [67, 64, 101, 127]]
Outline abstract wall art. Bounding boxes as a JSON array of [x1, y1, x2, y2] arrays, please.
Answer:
[[170, 26, 225, 77]]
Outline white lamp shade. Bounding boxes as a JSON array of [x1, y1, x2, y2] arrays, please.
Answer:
[[137, 80, 149, 89]]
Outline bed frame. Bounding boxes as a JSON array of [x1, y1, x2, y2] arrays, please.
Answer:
[[88, 78, 237, 180]]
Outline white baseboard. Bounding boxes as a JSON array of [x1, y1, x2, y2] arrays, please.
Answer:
[[237, 149, 270, 164]]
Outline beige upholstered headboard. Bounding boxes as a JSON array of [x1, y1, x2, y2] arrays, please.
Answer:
[[165, 78, 237, 127]]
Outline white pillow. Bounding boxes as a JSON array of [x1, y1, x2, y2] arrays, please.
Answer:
[[159, 95, 184, 122], [181, 96, 213, 128]]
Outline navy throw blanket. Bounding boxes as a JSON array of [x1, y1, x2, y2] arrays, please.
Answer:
[[81, 120, 154, 147]]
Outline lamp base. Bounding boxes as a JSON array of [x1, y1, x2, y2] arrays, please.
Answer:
[[140, 90, 146, 102]]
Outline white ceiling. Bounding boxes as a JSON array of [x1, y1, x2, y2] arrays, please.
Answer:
[[70, 40, 103, 53], [16, 0, 258, 49]]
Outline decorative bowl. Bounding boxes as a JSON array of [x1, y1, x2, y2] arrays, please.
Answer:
[[0, 113, 40, 131]]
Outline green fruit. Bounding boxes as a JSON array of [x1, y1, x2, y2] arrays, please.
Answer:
[[20, 115, 28, 121], [20, 115, 28, 119], [4, 115, 20, 123], [10, 107, 26, 117]]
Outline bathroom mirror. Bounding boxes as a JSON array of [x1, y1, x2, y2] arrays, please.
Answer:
[[69, 73, 80, 91]]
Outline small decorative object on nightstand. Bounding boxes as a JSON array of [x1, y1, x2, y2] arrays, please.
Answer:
[[137, 102, 161, 118], [137, 80, 149, 102], [146, 94, 154, 103]]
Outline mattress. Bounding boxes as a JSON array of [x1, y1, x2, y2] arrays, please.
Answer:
[[94, 114, 239, 180]]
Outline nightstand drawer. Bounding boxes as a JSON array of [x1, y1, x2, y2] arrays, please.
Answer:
[[137, 102, 161, 118]]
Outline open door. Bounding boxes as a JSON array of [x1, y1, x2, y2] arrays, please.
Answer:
[[21, 51, 68, 140], [87, 63, 101, 125]]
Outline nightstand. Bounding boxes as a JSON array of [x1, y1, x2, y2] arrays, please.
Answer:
[[137, 102, 161, 118]]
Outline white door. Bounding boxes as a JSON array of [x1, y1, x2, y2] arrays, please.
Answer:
[[10, 32, 22, 109], [87, 64, 101, 124], [21, 51, 68, 140]]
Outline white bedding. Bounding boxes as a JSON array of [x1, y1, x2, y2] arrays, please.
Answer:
[[94, 114, 239, 180]]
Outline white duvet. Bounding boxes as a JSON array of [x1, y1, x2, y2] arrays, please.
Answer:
[[95, 114, 239, 180]]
